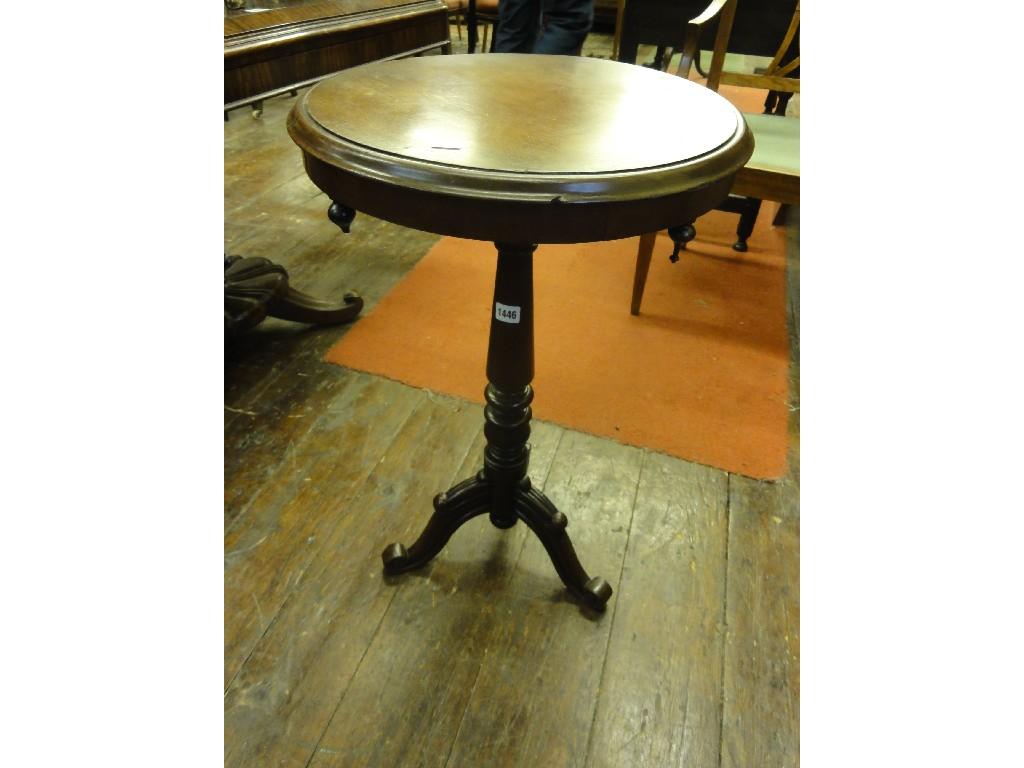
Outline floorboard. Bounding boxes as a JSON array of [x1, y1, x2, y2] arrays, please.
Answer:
[[719, 470, 799, 768], [224, 373, 424, 686], [224, 394, 483, 767], [586, 454, 729, 768]]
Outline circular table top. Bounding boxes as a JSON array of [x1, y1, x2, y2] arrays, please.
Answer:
[[288, 54, 753, 242]]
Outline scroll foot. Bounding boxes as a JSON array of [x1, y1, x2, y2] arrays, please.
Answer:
[[585, 577, 613, 606], [381, 543, 410, 571], [514, 485, 612, 612], [225, 254, 363, 335], [382, 472, 490, 574], [268, 286, 363, 325]]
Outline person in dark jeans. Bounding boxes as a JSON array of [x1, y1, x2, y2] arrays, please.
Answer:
[[494, 0, 594, 54]]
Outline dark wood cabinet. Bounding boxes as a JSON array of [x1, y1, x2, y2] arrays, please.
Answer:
[[224, 0, 451, 109]]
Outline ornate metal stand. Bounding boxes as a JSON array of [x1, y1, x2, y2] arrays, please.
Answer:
[[382, 243, 613, 612], [224, 202, 363, 336]]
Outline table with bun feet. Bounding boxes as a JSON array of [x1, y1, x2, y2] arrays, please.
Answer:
[[287, 54, 752, 612]]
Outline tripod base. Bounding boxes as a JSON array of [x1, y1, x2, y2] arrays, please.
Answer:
[[382, 470, 612, 612]]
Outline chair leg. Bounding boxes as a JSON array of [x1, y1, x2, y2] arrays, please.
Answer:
[[733, 198, 762, 252], [775, 91, 793, 116], [693, 49, 708, 77], [617, 32, 639, 64], [631, 231, 658, 316], [763, 89, 794, 116], [772, 203, 789, 227], [648, 45, 667, 69]]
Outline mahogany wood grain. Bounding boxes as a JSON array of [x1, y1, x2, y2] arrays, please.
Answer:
[[288, 54, 752, 243], [224, 0, 451, 108], [225, 0, 435, 35], [285, 51, 750, 615]]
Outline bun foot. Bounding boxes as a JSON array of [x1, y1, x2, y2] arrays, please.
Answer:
[[732, 240, 749, 252], [328, 201, 356, 233], [583, 577, 613, 612], [667, 222, 696, 262], [381, 542, 409, 573]]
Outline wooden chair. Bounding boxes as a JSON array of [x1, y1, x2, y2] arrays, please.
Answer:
[[477, 0, 500, 51], [615, 0, 719, 72], [448, 0, 466, 41], [466, 0, 500, 52], [630, 0, 799, 315]]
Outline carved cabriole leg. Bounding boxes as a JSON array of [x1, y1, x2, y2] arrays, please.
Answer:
[[514, 483, 613, 612], [381, 242, 613, 612], [224, 253, 362, 334], [382, 472, 491, 573], [267, 285, 363, 325]]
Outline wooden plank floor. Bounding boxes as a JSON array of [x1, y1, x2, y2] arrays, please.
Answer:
[[225, 47, 799, 768]]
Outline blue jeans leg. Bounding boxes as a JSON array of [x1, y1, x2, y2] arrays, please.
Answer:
[[495, 0, 541, 52], [533, 0, 593, 55]]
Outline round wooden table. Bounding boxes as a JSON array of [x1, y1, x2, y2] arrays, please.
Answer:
[[288, 54, 752, 612]]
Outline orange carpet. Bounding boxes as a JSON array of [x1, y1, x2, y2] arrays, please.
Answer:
[[325, 206, 790, 478]]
